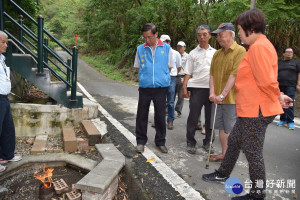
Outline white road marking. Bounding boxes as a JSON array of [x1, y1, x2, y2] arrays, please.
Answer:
[[78, 82, 204, 200]]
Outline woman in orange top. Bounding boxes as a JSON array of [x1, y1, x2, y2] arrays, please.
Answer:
[[202, 9, 293, 200]]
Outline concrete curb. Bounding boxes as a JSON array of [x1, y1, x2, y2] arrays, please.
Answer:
[[75, 144, 125, 194], [0, 144, 125, 199], [0, 153, 98, 177]]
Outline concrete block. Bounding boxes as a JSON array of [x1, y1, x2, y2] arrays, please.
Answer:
[[81, 120, 101, 146], [66, 190, 81, 200], [53, 179, 69, 194], [81, 176, 118, 200], [91, 118, 107, 137], [63, 126, 77, 152], [30, 135, 48, 155]]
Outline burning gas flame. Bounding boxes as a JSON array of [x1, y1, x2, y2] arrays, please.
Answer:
[[33, 165, 54, 189]]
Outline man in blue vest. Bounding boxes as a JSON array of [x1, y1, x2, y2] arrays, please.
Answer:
[[134, 23, 173, 153]]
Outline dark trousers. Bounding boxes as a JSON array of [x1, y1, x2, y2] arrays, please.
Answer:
[[175, 75, 184, 115], [136, 87, 167, 146], [218, 112, 275, 198], [0, 97, 16, 160], [279, 86, 295, 123], [186, 88, 213, 146]]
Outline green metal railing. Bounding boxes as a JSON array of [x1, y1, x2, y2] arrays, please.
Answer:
[[0, 0, 78, 102]]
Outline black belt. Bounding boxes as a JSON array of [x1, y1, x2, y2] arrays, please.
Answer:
[[0, 94, 8, 98]]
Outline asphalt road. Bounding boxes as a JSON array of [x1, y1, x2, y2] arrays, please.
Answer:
[[60, 52, 299, 200]]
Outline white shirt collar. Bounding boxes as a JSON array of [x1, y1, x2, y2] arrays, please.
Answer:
[[0, 54, 5, 62]]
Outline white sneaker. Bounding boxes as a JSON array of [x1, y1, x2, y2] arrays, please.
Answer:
[[8, 155, 22, 162], [0, 159, 8, 164], [0, 164, 6, 172]]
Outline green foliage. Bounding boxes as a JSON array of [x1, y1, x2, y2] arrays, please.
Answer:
[[81, 54, 132, 83], [40, 0, 87, 48], [258, 0, 300, 56], [39, 0, 299, 79], [209, 0, 250, 27], [3, 0, 40, 37]]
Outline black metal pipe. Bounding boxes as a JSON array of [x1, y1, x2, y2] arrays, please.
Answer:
[[71, 46, 78, 100], [0, 0, 4, 30], [18, 15, 23, 43], [37, 15, 44, 74]]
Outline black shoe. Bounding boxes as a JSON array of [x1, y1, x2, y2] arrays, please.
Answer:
[[156, 145, 168, 153], [202, 143, 214, 154], [136, 144, 144, 153], [187, 143, 196, 154], [231, 194, 265, 200], [202, 170, 228, 183]]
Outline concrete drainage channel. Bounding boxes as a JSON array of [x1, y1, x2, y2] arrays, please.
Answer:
[[0, 144, 125, 200], [2, 99, 158, 200], [1, 99, 136, 200]]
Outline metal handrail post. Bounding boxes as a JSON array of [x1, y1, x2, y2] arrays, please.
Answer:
[[71, 46, 78, 100], [37, 15, 44, 74], [44, 37, 48, 64], [0, 0, 4, 30], [67, 58, 71, 90], [18, 15, 23, 43]]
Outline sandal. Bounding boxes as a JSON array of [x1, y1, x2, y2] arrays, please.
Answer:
[[209, 154, 224, 162], [0, 164, 6, 172]]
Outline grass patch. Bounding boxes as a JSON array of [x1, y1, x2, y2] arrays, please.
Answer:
[[81, 54, 137, 85]]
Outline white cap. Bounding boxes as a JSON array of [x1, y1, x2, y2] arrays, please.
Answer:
[[177, 41, 186, 47], [160, 34, 171, 42]]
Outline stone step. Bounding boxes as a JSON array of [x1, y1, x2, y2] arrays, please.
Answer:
[[30, 135, 48, 155], [81, 120, 101, 146], [63, 126, 77, 153]]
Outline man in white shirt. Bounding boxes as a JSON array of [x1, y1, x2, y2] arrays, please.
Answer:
[[175, 41, 188, 118], [0, 31, 22, 172], [182, 25, 216, 154], [160, 35, 182, 130]]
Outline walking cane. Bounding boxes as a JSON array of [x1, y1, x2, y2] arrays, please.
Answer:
[[205, 104, 217, 169]]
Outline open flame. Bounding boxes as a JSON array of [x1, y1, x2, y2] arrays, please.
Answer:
[[33, 165, 54, 189]]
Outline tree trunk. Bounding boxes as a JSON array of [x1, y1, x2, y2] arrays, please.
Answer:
[[251, 0, 257, 9]]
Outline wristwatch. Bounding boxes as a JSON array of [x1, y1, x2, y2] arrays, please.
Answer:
[[219, 94, 225, 100]]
